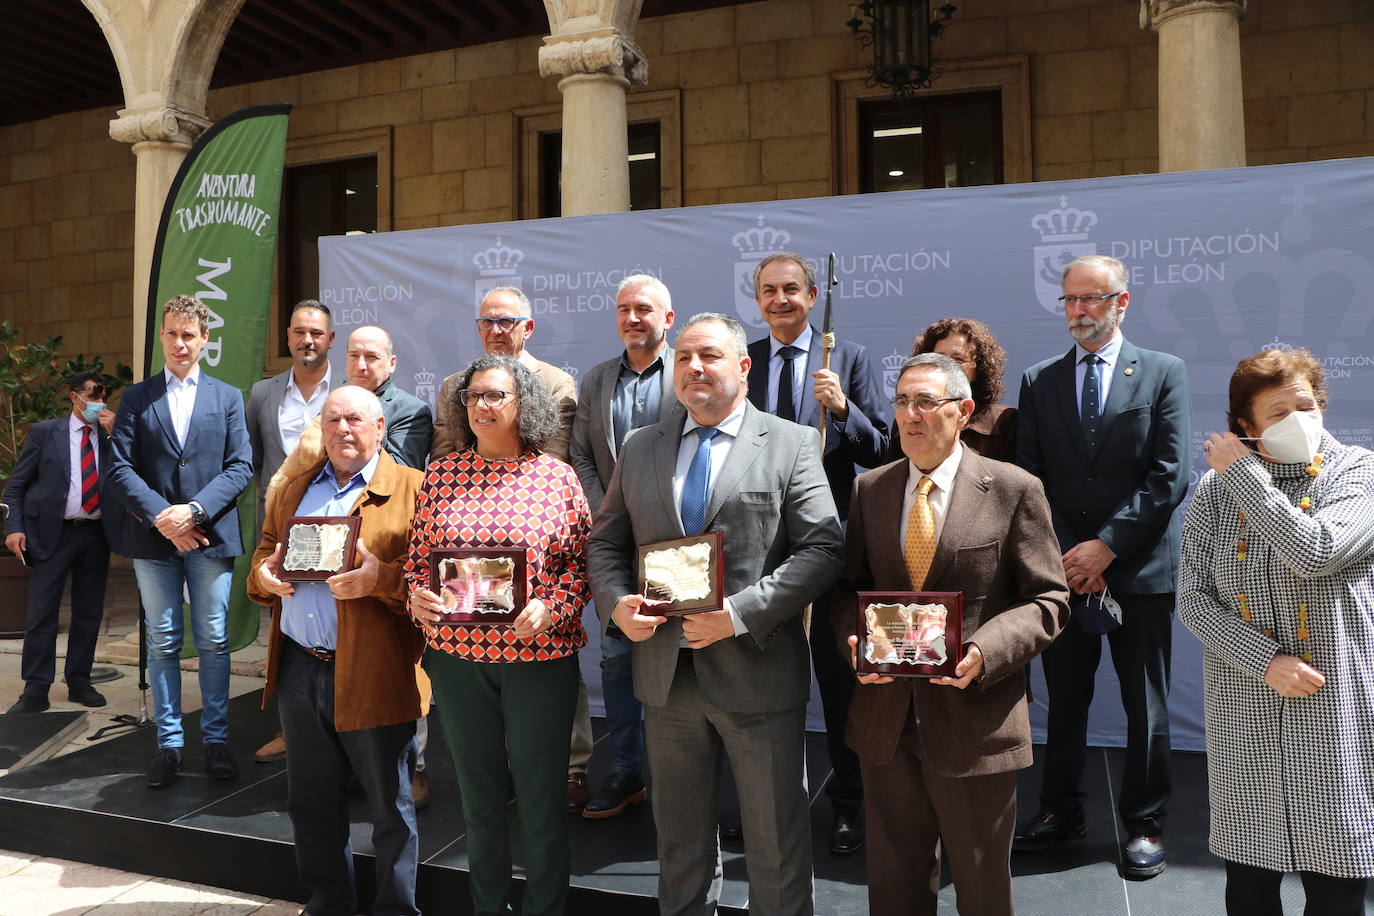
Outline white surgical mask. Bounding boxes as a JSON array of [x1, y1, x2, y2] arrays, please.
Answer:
[[1245, 410, 1323, 464]]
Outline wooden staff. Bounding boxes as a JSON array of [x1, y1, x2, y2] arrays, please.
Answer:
[[817, 251, 839, 452]]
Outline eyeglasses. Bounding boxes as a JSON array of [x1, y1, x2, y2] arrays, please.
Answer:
[[457, 388, 512, 408], [76, 385, 108, 398], [475, 317, 529, 332], [891, 395, 961, 414], [1058, 292, 1123, 307]]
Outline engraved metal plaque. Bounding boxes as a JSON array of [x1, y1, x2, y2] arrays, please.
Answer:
[[429, 547, 527, 627], [856, 591, 964, 678], [636, 531, 724, 616], [280, 516, 362, 581]]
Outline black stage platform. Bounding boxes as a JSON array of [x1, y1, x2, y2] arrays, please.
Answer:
[[1, 691, 1369, 914]]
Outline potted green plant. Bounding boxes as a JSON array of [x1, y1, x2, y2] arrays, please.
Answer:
[[0, 320, 132, 637]]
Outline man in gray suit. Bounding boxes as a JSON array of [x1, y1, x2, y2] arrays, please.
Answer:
[[246, 300, 335, 528], [570, 273, 678, 820], [588, 312, 844, 915]]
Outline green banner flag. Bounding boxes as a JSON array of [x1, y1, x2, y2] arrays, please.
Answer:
[[147, 104, 291, 653]]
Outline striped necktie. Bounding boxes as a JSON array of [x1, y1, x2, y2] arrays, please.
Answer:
[[903, 476, 936, 588], [80, 425, 99, 514]]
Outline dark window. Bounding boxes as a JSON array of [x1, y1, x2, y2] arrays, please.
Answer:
[[278, 157, 377, 355], [859, 92, 1002, 193], [539, 120, 662, 219]]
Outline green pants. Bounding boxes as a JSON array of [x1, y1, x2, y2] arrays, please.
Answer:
[[426, 650, 579, 916]]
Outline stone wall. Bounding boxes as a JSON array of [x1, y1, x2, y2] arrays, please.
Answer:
[[2, 0, 1373, 374]]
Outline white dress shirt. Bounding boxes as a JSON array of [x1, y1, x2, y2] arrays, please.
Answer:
[[765, 325, 813, 415], [899, 442, 965, 555], [279, 365, 331, 456], [164, 364, 201, 449], [65, 412, 100, 520], [1073, 332, 1123, 417]]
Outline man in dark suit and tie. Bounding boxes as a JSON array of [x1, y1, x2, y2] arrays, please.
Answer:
[[4, 371, 122, 713], [747, 251, 889, 853], [835, 353, 1069, 916], [1013, 255, 1191, 879], [588, 312, 843, 916], [569, 273, 680, 819], [109, 295, 254, 788]]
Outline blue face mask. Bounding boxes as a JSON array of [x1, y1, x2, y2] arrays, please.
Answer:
[[78, 396, 105, 425]]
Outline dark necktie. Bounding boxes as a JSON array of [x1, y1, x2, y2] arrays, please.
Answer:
[[80, 425, 99, 514], [680, 426, 720, 535], [777, 345, 802, 423], [1081, 354, 1102, 449]]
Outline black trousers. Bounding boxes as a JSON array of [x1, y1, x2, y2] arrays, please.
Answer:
[[21, 520, 108, 696], [1225, 860, 1367, 916], [1038, 592, 1174, 835], [810, 592, 862, 818]]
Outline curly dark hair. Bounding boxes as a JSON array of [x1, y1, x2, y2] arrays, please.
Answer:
[[448, 354, 559, 453], [910, 317, 1007, 417], [1227, 347, 1329, 438]]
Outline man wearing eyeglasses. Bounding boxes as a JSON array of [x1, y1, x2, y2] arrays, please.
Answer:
[[1013, 254, 1191, 880], [344, 325, 433, 470], [431, 286, 578, 463], [4, 371, 122, 714]]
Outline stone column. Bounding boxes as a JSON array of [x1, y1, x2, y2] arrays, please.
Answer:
[[109, 107, 210, 374], [539, 28, 648, 216], [1144, 0, 1246, 172]]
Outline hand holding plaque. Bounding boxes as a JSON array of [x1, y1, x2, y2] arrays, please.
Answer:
[[636, 532, 724, 616], [856, 591, 963, 679], [281, 516, 362, 581]]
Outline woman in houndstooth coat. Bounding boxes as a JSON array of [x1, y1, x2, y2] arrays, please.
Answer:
[[1180, 348, 1374, 916]]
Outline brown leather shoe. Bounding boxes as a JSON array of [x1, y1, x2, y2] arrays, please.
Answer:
[[566, 772, 589, 813], [412, 770, 430, 811], [254, 731, 286, 764]]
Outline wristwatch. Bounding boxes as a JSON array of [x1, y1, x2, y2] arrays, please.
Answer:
[[188, 501, 209, 528]]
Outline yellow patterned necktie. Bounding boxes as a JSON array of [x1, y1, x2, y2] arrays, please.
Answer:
[[903, 475, 937, 589]]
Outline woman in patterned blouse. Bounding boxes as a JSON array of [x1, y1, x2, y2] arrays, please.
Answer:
[[1180, 348, 1374, 916], [406, 354, 592, 916]]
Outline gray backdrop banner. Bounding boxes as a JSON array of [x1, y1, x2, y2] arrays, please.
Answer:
[[320, 156, 1374, 751]]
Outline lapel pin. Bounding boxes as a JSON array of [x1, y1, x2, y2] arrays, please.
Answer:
[[1124, 367, 1134, 376]]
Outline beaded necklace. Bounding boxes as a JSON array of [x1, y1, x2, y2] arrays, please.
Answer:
[[1233, 453, 1323, 664]]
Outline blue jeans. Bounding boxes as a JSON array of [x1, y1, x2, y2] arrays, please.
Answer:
[[600, 630, 643, 775], [133, 553, 234, 749]]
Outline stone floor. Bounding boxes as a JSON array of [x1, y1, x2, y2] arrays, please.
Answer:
[[0, 560, 305, 915]]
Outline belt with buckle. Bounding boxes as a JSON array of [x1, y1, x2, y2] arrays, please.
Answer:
[[290, 640, 335, 663]]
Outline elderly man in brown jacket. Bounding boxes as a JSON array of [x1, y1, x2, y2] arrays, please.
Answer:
[[835, 354, 1069, 916], [249, 384, 428, 916]]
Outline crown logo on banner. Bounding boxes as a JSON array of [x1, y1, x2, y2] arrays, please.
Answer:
[[560, 362, 580, 383], [413, 367, 436, 405], [1031, 195, 1098, 243], [733, 215, 792, 256], [472, 235, 524, 272], [1264, 336, 1294, 352], [881, 350, 909, 400]]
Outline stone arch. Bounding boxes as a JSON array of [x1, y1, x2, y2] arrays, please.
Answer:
[[543, 0, 645, 35]]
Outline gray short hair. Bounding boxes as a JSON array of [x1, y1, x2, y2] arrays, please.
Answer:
[[482, 285, 533, 318], [680, 312, 748, 357], [752, 251, 817, 296], [618, 273, 672, 311], [1062, 254, 1129, 292], [899, 353, 972, 402], [448, 354, 559, 453]]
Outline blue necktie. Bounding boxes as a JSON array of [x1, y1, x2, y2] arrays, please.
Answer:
[[680, 426, 720, 535], [1081, 353, 1102, 449]]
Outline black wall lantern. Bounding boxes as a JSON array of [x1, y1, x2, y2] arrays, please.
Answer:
[[847, 1, 957, 98]]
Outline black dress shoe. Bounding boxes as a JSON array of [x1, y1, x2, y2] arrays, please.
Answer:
[[719, 821, 743, 839], [146, 747, 183, 788], [67, 684, 106, 707], [6, 695, 50, 714], [583, 771, 647, 819], [204, 741, 239, 780], [830, 814, 864, 856], [1013, 809, 1086, 852], [1121, 834, 1166, 879]]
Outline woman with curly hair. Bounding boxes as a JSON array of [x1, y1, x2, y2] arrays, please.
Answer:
[[887, 317, 1017, 462], [405, 353, 591, 916]]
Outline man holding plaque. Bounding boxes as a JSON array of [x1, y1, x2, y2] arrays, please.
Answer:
[[836, 352, 1068, 916], [248, 385, 427, 916], [588, 312, 844, 916], [569, 273, 680, 820]]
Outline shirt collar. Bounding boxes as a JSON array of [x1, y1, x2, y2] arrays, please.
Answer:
[[908, 441, 964, 496], [164, 364, 201, 387], [1076, 333, 1123, 366], [683, 400, 748, 440], [619, 347, 667, 377], [313, 450, 381, 491], [770, 325, 813, 358], [286, 364, 331, 397], [68, 411, 93, 433]]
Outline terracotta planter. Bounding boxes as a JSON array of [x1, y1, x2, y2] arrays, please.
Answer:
[[0, 553, 30, 639]]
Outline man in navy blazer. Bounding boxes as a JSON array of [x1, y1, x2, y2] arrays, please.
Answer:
[[109, 295, 254, 788], [1013, 255, 1191, 879], [4, 371, 122, 713], [746, 251, 890, 855]]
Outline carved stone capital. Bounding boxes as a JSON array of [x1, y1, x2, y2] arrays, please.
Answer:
[[1141, 0, 1245, 30], [108, 106, 211, 147], [539, 28, 648, 85]]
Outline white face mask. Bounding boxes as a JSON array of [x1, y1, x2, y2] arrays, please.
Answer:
[[1247, 409, 1323, 464]]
